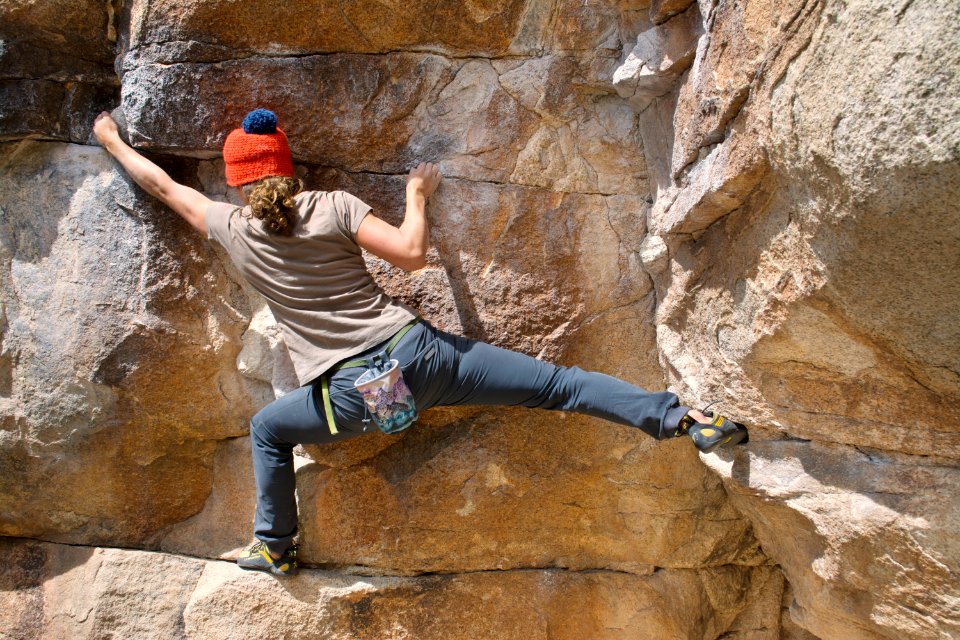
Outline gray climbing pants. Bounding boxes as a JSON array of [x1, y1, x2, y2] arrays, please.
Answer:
[[249, 321, 681, 553]]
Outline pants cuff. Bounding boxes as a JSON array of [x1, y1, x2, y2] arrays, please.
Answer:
[[256, 530, 297, 556], [660, 404, 690, 439]]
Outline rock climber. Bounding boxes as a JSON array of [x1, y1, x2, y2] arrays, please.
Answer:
[[92, 108, 748, 577]]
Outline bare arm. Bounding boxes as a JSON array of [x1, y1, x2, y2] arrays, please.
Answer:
[[93, 112, 212, 235], [355, 162, 441, 272]]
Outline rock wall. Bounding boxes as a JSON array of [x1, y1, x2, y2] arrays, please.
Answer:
[[0, 1, 956, 639], [628, 1, 960, 637]]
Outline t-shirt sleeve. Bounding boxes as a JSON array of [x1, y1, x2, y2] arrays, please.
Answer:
[[205, 201, 237, 247], [332, 191, 373, 240]]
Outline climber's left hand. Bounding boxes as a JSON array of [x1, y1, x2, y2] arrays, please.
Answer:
[[93, 112, 120, 146]]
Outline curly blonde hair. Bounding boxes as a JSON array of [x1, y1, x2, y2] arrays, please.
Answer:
[[242, 176, 303, 235]]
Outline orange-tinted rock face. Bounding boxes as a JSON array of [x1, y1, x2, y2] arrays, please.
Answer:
[[122, 0, 537, 58], [0, 142, 254, 546], [2, 0, 959, 638], [0, 538, 784, 640]]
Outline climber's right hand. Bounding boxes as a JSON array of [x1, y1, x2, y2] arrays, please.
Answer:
[[406, 162, 442, 199]]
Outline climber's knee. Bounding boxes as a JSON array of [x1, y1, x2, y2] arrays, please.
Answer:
[[250, 410, 279, 448]]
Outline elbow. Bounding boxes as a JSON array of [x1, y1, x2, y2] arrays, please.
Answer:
[[402, 242, 428, 271], [401, 253, 427, 272]]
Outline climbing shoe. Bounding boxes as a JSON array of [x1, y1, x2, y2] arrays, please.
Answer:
[[678, 405, 749, 454], [237, 540, 299, 577]]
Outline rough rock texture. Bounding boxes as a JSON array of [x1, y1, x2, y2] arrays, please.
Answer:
[[0, 538, 782, 640], [0, 0, 119, 142], [703, 444, 959, 640], [120, 0, 543, 58], [296, 411, 763, 574], [628, 0, 960, 638], [1, 0, 958, 638], [0, 141, 255, 546]]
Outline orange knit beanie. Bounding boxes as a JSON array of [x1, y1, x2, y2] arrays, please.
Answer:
[[222, 109, 295, 187]]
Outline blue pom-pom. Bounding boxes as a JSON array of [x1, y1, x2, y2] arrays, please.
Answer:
[[242, 109, 278, 134]]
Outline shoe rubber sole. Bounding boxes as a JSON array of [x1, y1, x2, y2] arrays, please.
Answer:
[[237, 558, 299, 576]]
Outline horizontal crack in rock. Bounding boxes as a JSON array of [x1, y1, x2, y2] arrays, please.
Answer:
[[124, 42, 555, 66], [13, 138, 648, 198], [2, 535, 766, 579]]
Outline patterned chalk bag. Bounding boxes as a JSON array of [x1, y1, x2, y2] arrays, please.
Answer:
[[353, 354, 418, 434]]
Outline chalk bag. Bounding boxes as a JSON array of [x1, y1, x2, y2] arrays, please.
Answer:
[[353, 353, 418, 434]]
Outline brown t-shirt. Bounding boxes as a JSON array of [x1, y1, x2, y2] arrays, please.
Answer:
[[205, 191, 417, 385]]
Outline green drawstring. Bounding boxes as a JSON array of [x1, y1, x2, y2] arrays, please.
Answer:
[[320, 319, 420, 436]]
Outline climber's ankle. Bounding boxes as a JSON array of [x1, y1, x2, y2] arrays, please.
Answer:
[[663, 404, 691, 438], [662, 406, 715, 440]]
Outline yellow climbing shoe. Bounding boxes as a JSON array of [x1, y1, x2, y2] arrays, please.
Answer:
[[679, 406, 749, 454], [237, 540, 299, 577]]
